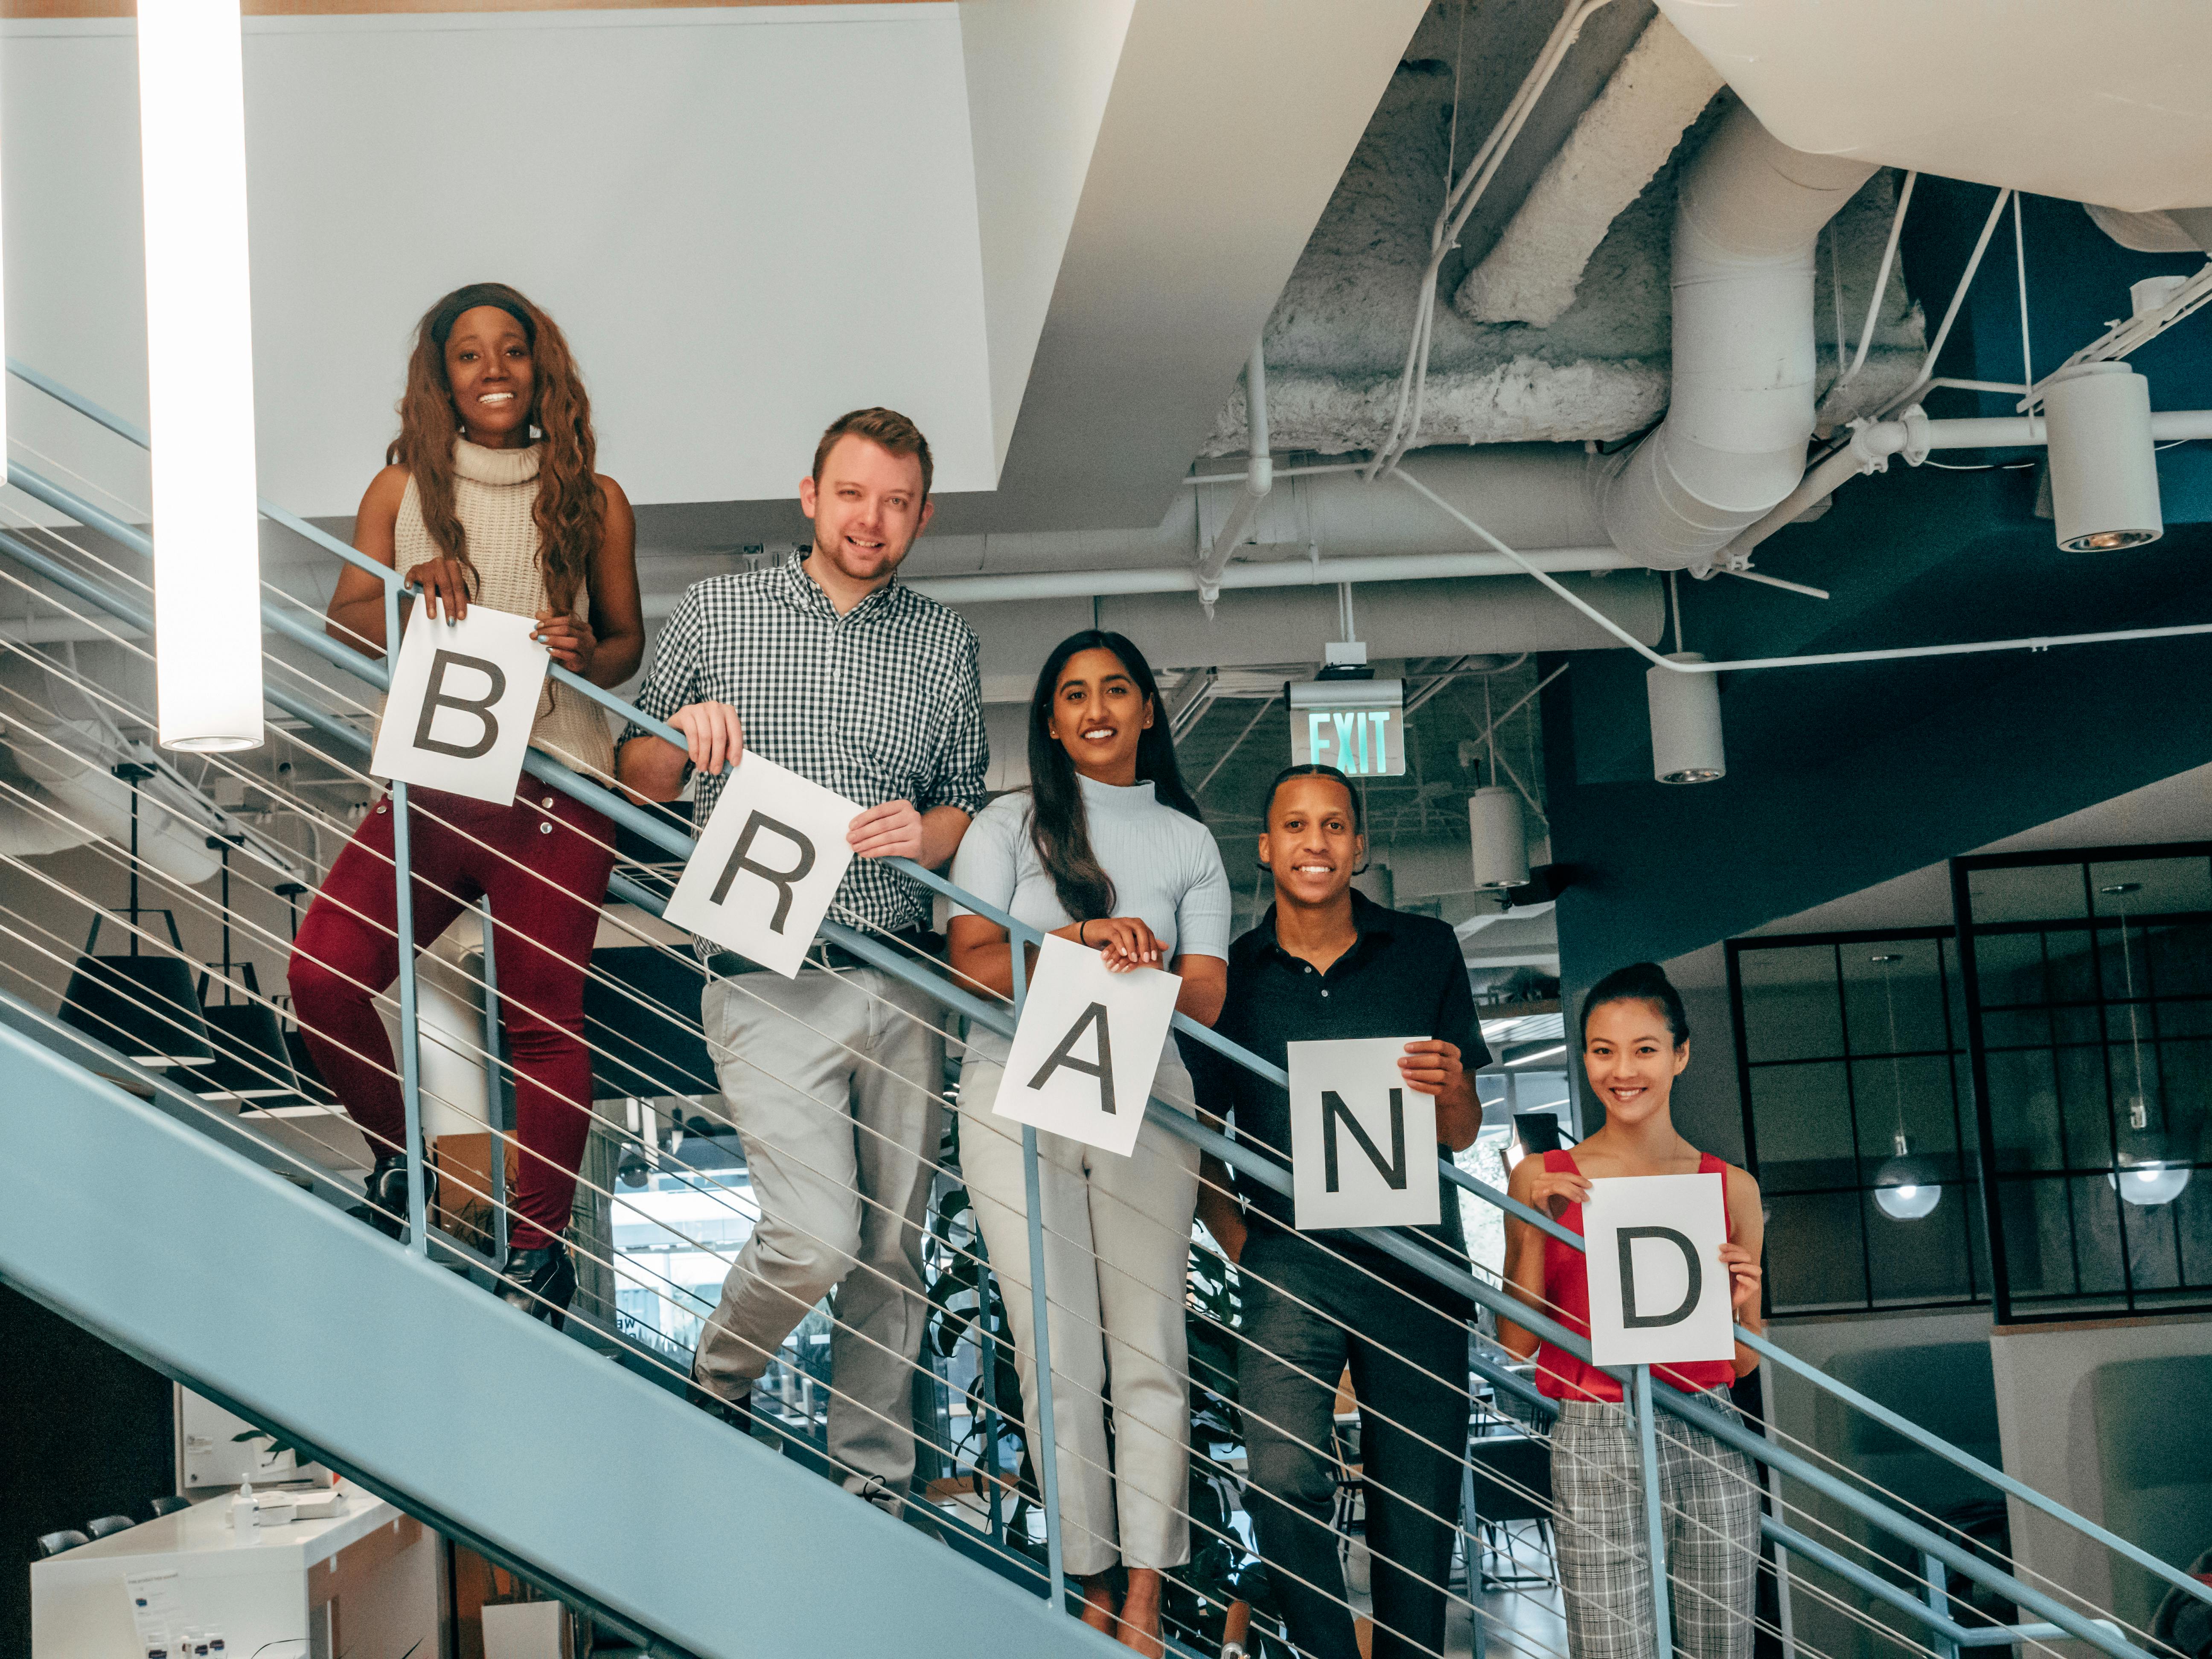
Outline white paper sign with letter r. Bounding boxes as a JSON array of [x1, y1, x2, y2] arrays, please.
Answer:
[[370, 605, 549, 805], [994, 933, 1181, 1158], [1288, 1036, 1439, 1230], [663, 751, 859, 978], [1581, 1172, 1733, 1369]]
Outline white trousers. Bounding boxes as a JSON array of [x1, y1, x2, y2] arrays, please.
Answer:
[[693, 967, 945, 1503], [957, 1046, 1200, 1575]]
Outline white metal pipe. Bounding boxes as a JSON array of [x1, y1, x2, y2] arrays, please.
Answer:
[[1198, 335, 1272, 598], [905, 544, 1630, 605], [1599, 105, 1878, 572]]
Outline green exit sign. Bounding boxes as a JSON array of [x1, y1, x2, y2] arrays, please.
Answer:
[[1287, 678, 1406, 777]]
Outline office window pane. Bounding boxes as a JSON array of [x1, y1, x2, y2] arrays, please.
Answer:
[[1749, 1062, 1856, 1193], [1852, 1055, 1962, 1174], [1739, 946, 1844, 1062], [1865, 1190, 1974, 1305], [1974, 931, 2049, 1008], [1842, 939, 1949, 1056], [1766, 1192, 1866, 1312], [1981, 1045, 2063, 1172], [2088, 858, 2212, 920], [1969, 865, 2085, 925]]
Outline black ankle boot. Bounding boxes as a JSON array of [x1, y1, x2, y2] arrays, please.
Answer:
[[687, 1377, 753, 1435], [348, 1154, 408, 1240], [499, 1238, 577, 1331]]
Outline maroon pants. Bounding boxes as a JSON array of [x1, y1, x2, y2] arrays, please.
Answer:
[[290, 784, 616, 1249]]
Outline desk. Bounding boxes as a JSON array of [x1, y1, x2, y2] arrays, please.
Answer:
[[32, 1484, 438, 1659]]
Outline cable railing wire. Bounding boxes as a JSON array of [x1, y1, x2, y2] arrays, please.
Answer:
[[3, 371, 2198, 1656]]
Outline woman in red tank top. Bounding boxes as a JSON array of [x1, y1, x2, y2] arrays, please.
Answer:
[[1496, 963, 1768, 1659]]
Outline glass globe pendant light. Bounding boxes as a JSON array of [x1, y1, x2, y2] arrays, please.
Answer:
[[1869, 952, 1944, 1221], [2100, 886, 2192, 1208]]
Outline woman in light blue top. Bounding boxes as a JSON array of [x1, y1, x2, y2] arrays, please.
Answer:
[[949, 629, 1230, 1654]]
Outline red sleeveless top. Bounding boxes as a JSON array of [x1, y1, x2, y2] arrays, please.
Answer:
[[1533, 1148, 1738, 1403]]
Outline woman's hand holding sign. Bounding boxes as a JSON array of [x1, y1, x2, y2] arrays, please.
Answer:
[[1719, 1240, 1762, 1316], [1059, 916, 1164, 972], [405, 556, 474, 623], [532, 607, 597, 674], [1520, 1159, 1593, 1221]]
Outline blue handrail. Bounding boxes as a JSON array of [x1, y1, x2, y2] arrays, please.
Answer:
[[10, 364, 2207, 1646]]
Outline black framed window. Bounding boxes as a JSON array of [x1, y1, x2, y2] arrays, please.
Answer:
[[1953, 845, 2212, 1324], [1727, 929, 1987, 1315]]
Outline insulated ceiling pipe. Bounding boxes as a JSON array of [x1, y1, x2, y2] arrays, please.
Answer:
[[1600, 105, 1878, 573]]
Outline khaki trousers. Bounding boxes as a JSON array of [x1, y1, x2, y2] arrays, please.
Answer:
[[957, 1047, 1200, 1574], [692, 966, 945, 1504]]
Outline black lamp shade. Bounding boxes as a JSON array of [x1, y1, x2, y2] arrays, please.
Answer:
[[283, 1024, 338, 1106], [583, 946, 719, 1100], [197, 1002, 299, 1101], [59, 955, 215, 1068]]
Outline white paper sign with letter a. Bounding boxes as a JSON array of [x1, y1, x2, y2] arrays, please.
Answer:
[[1288, 1036, 1440, 1230], [370, 605, 549, 805], [994, 933, 1180, 1158], [1581, 1172, 1733, 1368], [663, 751, 859, 978]]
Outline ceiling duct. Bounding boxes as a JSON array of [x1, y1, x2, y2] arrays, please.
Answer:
[[1598, 104, 1877, 573]]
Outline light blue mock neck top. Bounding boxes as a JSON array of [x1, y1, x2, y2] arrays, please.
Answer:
[[950, 773, 1232, 1064]]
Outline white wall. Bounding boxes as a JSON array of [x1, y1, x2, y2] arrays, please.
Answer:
[[957, 0, 1136, 475], [1990, 1313, 2212, 1623], [3, 5, 997, 517]]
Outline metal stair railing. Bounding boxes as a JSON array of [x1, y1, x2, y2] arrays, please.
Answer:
[[7, 358, 2208, 1659]]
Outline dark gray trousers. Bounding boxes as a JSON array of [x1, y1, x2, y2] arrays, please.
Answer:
[[1236, 1235, 1470, 1659]]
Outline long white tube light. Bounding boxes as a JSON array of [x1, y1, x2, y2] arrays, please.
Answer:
[[139, 0, 265, 753]]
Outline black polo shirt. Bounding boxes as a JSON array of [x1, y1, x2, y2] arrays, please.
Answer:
[[1185, 891, 1489, 1309]]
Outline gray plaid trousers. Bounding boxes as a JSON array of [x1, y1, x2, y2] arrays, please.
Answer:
[[1549, 1393, 1761, 1659]]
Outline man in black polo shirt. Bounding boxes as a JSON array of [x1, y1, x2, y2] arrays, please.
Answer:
[[1189, 764, 1487, 1659]]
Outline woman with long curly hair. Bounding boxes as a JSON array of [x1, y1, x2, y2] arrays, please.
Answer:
[[291, 282, 642, 1324], [946, 629, 1231, 1655]]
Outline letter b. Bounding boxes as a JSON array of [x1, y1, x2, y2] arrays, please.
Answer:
[[413, 650, 506, 760]]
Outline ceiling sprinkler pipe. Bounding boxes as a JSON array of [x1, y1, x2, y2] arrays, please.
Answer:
[[904, 544, 1632, 605], [1196, 335, 1273, 606], [1600, 105, 1878, 573]]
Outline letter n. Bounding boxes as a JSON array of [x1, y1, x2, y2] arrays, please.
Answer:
[[1321, 1088, 1407, 1193]]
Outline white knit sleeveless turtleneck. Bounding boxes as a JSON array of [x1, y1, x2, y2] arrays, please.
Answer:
[[392, 440, 615, 779]]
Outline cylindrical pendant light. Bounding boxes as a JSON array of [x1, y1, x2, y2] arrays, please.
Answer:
[[2044, 362, 2162, 553], [1469, 786, 1529, 890], [1647, 652, 1724, 783], [138, 0, 265, 753]]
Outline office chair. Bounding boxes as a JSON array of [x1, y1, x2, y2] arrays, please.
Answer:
[[34, 1529, 90, 1558], [85, 1515, 136, 1540]]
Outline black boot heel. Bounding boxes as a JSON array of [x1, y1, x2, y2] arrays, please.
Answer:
[[498, 1237, 577, 1331]]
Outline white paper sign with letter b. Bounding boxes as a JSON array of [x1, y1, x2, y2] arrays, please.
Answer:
[[370, 605, 549, 805], [1288, 1036, 1440, 1230], [1581, 1172, 1733, 1369], [663, 751, 859, 978], [994, 933, 1181, 1158]]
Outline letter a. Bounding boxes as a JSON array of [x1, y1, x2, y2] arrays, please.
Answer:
[[1027, 1001, 1117, 1115], [709, 811, 817, 932], [1618, 1226, 1702, 1328], [1321, 1088, 1408, 1192], [413, 651, 506, 760]]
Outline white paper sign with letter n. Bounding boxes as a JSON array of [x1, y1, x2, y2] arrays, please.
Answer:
[[663, 751, 859, 978], [1581, 1172, 1734, 1369], [370, 605, 549, 805], [994, 933, 1181, 1158], [1288, 1036, 1440, 1231]]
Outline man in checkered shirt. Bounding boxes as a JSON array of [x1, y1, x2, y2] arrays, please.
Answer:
[[618, 408, 985, 1523]]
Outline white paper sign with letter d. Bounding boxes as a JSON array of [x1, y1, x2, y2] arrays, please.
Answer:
[[1288, 1036, 1440, 1231], [994, 933, 1181, 1158], [663, 751, 859, 978], [1581, 1172, 1733, 1369], [370, 605, 549, 805]]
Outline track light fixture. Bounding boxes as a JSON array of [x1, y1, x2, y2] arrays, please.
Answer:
[[2045, 362, 2162, 553], [1647, 654, 1724, 784]]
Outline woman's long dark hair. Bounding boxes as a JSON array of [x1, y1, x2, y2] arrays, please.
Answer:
[[389, 282, 602, 616], [1026, 630, 1202, 921]]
